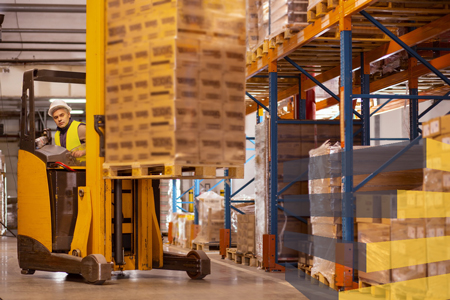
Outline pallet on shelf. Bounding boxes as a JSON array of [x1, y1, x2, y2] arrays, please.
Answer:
[[103, 162, 244, 179], [307, 0, 337, 23]]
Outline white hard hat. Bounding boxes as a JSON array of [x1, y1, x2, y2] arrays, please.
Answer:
[[48, 100, 72, 117]]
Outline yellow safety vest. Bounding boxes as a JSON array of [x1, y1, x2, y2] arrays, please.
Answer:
[[55, 120, 83, 151]]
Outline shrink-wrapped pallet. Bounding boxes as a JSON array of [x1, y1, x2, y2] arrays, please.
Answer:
[[105, 0, 246, 167], [308, 141, 342, 285]]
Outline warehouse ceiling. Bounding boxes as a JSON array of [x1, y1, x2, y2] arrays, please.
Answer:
[[0, 1, 86, 64]]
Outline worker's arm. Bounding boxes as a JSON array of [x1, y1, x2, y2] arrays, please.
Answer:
[[72, 124, 87, 157]]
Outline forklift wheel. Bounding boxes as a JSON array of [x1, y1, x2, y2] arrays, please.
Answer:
[[21, 269, 35, 275], [186, 250, 208, 280]]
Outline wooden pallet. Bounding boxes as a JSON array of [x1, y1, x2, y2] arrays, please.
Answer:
[[103, 162, 244, 179], [243, 254, 258, 267], [307, 0, 338, 23], [298, 263, 312, 276], [312, 272, 337, 290], [359, 280, 429, 300], [359, 279, 390, 298], [226, 248, 237, 261], [191, 241, 220, 251]]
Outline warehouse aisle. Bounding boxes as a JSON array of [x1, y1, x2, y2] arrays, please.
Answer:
[[0, 237, 306, 300]]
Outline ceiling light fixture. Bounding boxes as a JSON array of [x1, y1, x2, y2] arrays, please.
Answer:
[[70, 110, 84, 114]]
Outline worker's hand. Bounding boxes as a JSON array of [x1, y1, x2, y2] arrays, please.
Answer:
[[71, 150, 86, 158]]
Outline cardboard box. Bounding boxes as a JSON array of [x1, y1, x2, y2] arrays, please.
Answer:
[[199, 130, 223, 163], [149, 130, 199, 164], [223, 45, 246, 73], [200, 40, 223, 71], [149, 100, 199, 132], [224, 132, 245, 164], [199, 71, 222, 101], [119, 104, 135, 134], [149, 69, 175, 100], [105, 134, 121, 163], [107, 19, 128, 46], [441, 114, 450, 136], [439, 134, 450, 145], [107, 0, 122, 23], [134, 103, 151, 132], [357, 222, 391, 284], [223, 102, 245, 132], [175, 65, 199, 100], [158, 9, 178, 38], [134, 72, 151, 103], [149, 37, 200, 67], [133, 131, 152, 161], [133, 42, 150, 73], [199, 101, 222, 131], [119, 75, 135, 104], [223, 72, 245, 103], [105, 50, 120, 78], [177, 9, 208, 32], [142, 15, 160, 40], [422, 121, 431, 138], [105, 76, 120, 105], [355, 194, 382, 223]]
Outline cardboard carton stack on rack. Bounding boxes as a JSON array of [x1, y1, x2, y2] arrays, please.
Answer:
[[105, 0, 246, 167], [270, 0, 308, 36]]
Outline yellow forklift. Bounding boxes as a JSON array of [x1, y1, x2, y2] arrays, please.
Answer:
[[17, 69, 210, 284]]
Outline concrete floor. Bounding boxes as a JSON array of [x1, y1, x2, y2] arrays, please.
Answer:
[[0, 236, 307, 300]]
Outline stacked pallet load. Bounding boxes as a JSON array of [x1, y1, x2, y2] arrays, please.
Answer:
[[421, 114, 450, 299], [270, 0, 308, 37], [258, 0, 269, 48], [308, 141, 342, 286], [307, 141, 426, 290], [247, 0, 259, 50], [255, 120, 362, 266], [104, 0, 246, 172]]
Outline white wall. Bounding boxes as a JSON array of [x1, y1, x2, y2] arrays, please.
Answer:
[[370, 100, 450, 146]]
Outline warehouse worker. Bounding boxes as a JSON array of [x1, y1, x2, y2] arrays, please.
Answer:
[[48, 100, 86, 158]]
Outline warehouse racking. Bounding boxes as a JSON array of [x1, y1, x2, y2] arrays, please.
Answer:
[[245, 0, 450, 285]]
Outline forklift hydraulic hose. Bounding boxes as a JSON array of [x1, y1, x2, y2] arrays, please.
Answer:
[[54, 161, 76, 172]]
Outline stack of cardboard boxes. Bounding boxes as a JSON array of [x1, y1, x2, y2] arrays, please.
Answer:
[[237, 214, 256, 254], [247, 0, 259, 50], [422, 114, 450, 297], [105, 0, 246, 166], [270, 0, 308, 37]]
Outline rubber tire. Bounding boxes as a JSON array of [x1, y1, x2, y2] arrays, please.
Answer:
[[21, 269, 35, 275], [186, 250, 208, 280]]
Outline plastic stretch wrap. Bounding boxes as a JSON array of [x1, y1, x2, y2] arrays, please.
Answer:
[[247, 0, 259, 50], [105, 0, 246, 166], [255, 122, 269, 262], [308, 141, 341, 285], [193, 191, 224, 244], [159, 179, 171, 233], [231, 195, 255, 233]]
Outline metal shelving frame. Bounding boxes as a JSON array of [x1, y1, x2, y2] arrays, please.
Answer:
[[245, 0, 450, 278], [171, 141, 256, 246]]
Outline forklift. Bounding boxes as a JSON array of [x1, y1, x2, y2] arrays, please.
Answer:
[[17, 69, 210, 284]]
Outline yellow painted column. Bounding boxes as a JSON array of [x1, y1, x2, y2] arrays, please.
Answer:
[[86, 0, 107, 257]]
